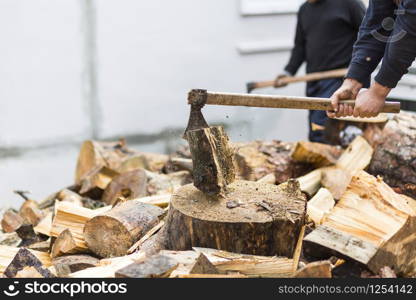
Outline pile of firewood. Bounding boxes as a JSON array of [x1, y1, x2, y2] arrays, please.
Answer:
[[0, 112, 415, 278]]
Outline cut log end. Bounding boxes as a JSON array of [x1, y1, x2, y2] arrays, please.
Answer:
[[163, 180, 306, 257], [84, 201, 164, 258]]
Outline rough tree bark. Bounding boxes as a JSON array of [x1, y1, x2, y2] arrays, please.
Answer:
[[369, 113, 416, 199], [185, 126, 235, 196]]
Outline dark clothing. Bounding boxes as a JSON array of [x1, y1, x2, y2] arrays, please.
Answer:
[[283, 0, 365, 143], [347, 0, 416, 88], [307, 78, 344, 143], [285, 0, 366, 76]]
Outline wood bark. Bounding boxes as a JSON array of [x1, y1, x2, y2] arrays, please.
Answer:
[[186, 126, 235, 196], [84, 201, 164, 258], [0, 246, 52, 276], [115, 254, 178, 278], [4, 248, 54, 278], [162, 180, 306, 257], [369, 113, 416, 199], [304, 171, 416, 276], [68, 252, 145, 278], [52, 255, 99, 277]]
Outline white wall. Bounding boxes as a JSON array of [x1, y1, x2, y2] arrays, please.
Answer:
[[95, 0, 307, 142]]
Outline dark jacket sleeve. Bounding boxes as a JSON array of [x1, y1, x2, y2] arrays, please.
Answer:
[[375, 0, 416, 88], [347, 0, 366, 30], [346, 0, 397, 87], [284, 8, 306, 76]]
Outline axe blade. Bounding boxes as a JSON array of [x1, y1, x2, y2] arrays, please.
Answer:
[[246, 82, 257, 94]]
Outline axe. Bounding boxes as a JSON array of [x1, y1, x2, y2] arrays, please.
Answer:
[[246, 68, 348, 94], [184, 89, 401, 134]]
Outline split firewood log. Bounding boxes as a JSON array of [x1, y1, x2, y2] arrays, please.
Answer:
[[84, 201, 164, 258], [0, 246, 51, 276], [233, 140, 312, 183], [193, 248, 295, 278], [115, 254, 178, 278], [14, 191, 45, 227], [296, 169, 323, 197], [118, 152, 169, 173], [68, 252, 145, 278], [162, 179, 306, 257], [0, 232, 21, 247], [159, 250, 219, 277], [2, 248, 53, 278], [307, 188, 335, 225], [28, 239, 51, 252], [75, 139, 136, 184], [51, 229, 82, 258], [135, 194, 171, 208], [52, 255, 99, 277], [146, 170, 192, 196], [304, 171, 416, 276], [102, 169, 147, 205], [291, 141, 342, 167], [50, 202, 111, 253], [33, 212, 53, 236], [186, 126, 235, 196], [78, 166, 120, 198], [256, 173, 276, 185], [321, 136, 373, 199], [56, 189, 84, 206], [324, 115, 388, 147], [294, 261, 332, 278], [163, 157, 193, 174], [15, 224, 45, 247], [14, 266, 45, 278], [369, 112, 416, 199], [1, 210, 24, 233]]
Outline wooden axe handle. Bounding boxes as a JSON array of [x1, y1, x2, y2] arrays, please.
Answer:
[[200, 91, 400, 113], [252, 68, 348, 89]]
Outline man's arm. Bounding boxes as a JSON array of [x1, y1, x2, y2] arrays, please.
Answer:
[[328, 0, 397, 118], [284, 9, 306, 76], [346, 0, 397, 87], [375, 0, 416, 88]]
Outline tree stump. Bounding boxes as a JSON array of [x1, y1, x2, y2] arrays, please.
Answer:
[[162, 180, 307, 257]]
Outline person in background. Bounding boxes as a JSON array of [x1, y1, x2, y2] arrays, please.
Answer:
[[328, 0, 416, 118], [276, 0, 366, 143]]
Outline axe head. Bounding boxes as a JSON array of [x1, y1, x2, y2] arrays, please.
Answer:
[[183, 89, 210, 139], [246, 82, 257, 94]]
